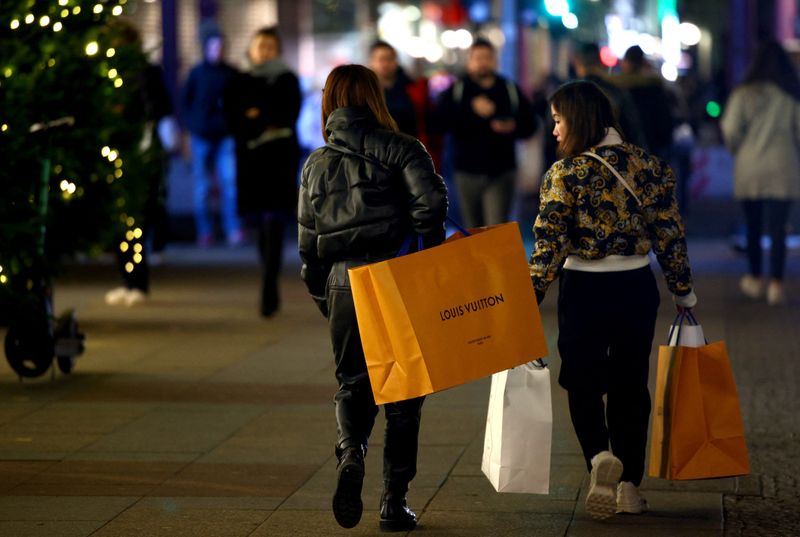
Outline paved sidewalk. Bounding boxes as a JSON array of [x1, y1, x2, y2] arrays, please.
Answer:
[[0, 239, 797, 536]]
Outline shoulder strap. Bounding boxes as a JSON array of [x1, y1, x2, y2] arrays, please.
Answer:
[[325, 142, 392, 174], [581, 151, 643, 207]]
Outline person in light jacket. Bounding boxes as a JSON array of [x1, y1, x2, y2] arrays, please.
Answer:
[[530, 81, 696, 521], [298, 64, 447, 532], [721, 40, 800, 305]]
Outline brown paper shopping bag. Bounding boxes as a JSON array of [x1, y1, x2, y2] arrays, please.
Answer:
[[348, 222, 548, 405], [649, 313, 750, 480]]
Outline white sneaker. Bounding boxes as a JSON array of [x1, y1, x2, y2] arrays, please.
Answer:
[[586, 451, 623, 521], [740, 275, 763, 299], [767, 281, 786, 306], [616, 481, 649, 514], [105, 286, 129, 306], [124, 289, 147, 307]]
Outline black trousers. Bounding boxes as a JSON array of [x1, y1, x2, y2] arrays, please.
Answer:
[[258, 217, 286, 315], [557, 267, 660, 486], [327, 261, 424, 494], [742, 200, 792, 280]]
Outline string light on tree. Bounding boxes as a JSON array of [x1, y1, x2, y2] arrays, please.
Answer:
[[53, 22, 62, 32], [85, 41, 99, 56], [40, 15, 50, 26], [25, 14, 34, 24], [94, 4, 103, 14], [10, 19, 20, 29]]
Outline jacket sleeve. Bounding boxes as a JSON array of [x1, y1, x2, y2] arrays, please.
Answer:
[[645, 162, 694, 298], [297, 162, 329, 310], [720, 89, 746, 154], [529, 164, 575, 296], [398, 140, 448, 247]]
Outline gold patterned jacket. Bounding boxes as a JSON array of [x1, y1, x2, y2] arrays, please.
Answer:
[[530, 142, 693, 297]]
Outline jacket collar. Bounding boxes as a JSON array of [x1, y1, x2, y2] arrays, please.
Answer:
[[325, 107, 378, 150], [598, 127, 623, 147]]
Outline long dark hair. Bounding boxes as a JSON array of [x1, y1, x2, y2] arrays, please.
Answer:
[[321, 64, 398, 142], [549, 80, 624, 157], [741, 40, 800, 100]]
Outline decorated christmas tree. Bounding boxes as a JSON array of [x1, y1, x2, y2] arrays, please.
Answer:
[[0, 0, 154, 314]]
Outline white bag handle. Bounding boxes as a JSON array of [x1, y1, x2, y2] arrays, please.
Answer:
[[582, 151, 643, 207]]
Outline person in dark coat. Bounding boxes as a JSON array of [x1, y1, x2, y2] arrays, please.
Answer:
[[181, 24, 241, 247], [368, 40, 441, 168], [571, 43, 647, 150], [615, 45, 675, 161], [298, 65, 447, 531], [433, 38, 537, 227], [228, 27, 302, 317], [104, 21, 174, 307]]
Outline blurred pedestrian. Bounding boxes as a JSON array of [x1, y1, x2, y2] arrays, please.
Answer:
[[572, 42, 647, 149], [368, 41, 441, 168], [530, 81, 696, 520], [298, 65, 447, 531], [228, 27, 301, 317], [615, 45, 675, 160], [721, 40, 800, 305], [104, 20, 174, 307], [434, 38, 536, 227], [181, 22, 242, 247]]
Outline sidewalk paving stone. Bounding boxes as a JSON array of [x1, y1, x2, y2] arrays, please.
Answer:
[[0, 239, 797, 535]]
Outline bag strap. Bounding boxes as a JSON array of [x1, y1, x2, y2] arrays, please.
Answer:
[[325, 142, 392, 174], [581, 151, 643, 207]]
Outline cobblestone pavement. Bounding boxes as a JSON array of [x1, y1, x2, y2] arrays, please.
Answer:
[[0, 238, 797, 536]]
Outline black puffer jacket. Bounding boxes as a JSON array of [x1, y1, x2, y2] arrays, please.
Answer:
[[298, 106, 448, 301]]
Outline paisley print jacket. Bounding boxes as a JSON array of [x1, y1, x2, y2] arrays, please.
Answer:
[[530, 142, 693, 297]]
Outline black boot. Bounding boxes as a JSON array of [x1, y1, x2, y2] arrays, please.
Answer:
[[379, 491, 417, 532], [332, 446, 365, 529]]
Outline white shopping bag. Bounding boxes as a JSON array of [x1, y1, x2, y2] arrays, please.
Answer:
[[667, 311, 705, 348], [481, 359, 552, 494]]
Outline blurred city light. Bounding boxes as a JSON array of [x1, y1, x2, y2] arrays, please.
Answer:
[[599, 46, 618, 67], [544, 0, 570, 18], [562, 13, 578, 29], [661, 62, 678, 81], [679, 22, 702, 46], [469, 1, 491, 23], [706, 100, 722, 118], [661, 14, 681, 65], [637, 33, 659, 55]]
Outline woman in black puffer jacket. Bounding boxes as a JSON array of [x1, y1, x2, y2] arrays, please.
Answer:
[[298, 64, 447, 532]]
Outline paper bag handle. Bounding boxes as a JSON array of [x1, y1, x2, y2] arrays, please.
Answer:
[[666, 310, 704, 346], [396, 216, 471, 257]]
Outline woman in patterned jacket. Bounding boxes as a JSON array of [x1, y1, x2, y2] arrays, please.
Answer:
[[529, 81, 697, 520]]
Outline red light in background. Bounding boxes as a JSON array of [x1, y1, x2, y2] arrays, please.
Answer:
[[600, 46, 618, 67]]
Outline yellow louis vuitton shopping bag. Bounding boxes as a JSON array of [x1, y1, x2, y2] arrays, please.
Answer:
[[349, 222, 548, 405]]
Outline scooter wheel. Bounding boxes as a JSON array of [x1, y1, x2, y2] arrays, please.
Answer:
[[5, 323, 54, 378]]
